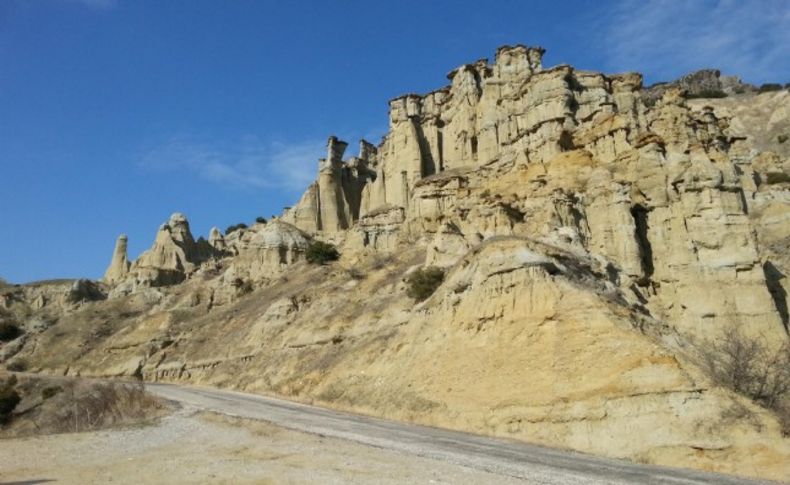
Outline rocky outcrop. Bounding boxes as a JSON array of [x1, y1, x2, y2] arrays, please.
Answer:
[[642, 69, 755, 105], [284, 47, 788, 347], [104, 213, 216, 291], [103, 234, 129, 284], [208, 227, 227, 253], [283, 137, 376, 233], [65, 279, 104, 304], [222, 220, 311, 284]]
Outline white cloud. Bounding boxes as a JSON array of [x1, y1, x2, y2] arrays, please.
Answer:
[[139, 135, 327, 192], [596, 0, 790, 84]]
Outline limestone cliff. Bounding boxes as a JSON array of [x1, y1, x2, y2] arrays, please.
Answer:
[[2, 45, 790, 480]]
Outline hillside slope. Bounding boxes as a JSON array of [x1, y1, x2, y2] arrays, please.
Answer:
[[2, 46, 789, 480]]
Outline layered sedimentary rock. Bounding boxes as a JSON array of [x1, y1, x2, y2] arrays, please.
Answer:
[[285, 45, 789, 346], [8, 45, 790, 480]]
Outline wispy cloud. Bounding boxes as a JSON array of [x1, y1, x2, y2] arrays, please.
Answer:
[[595, 0, 790, 84], [139, 135, 327, 192]]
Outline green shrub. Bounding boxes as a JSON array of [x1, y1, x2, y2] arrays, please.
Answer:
[[778, 134, 788, 144], [406, 267, 445, 302], [759, 83, 782, 93], [225, 223, 248, 235], [306, 241, 340, 265], [255, 217, 267, 224], [685, 90, 727, 99], [0, 375, 20, 425], [41, 386, 62, 400], [0, 322, 21, 341]]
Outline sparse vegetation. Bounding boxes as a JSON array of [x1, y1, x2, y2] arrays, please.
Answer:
[[759, 83, 783, 93], [57, 382, 161, 433], [406, 267, 445, 302], [0, 376, 166, 438], [306, 241, 340, 265], [41, 386, 62, 400], [346, 267, 366, 280], [684, 90, 727, 99], [231, 278, 253, 295], [778, 134, 788, 144], [255, 216, 267, 224], [0, 374, 21, 425], [371, 253, 394, 270], [0, 321, 21, 341], [6, 360, 27, 372], [701, 327, 790, 435], [225, 223, 248, 235]]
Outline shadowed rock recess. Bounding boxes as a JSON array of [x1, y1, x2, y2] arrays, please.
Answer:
[[2, 45, 789, 480]]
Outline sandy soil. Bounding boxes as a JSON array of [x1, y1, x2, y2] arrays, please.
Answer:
[[0, 408, 524, 484]]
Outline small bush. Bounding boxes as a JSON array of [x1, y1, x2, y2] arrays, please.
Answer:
[[701, 327, 790, 433], [759, 83, 783, 93], [255, 216, 267, 224], [406, 267, 445, 302], [371, 254, 394, 270], [41, 386, 62, 400], [306, 241, 340, 265], [685, 90, 727, 99], [225, 223, 248, 235], [231, 278, 253, 295], [347, 267, 366, 280], [6, 360, 27, 372], [0, 322, 21, 341], [778, 134, 788, 144], [0, 375, 20, 425], [58, 382, 163, 434]]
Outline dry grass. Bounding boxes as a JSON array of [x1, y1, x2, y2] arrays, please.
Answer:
[[0, 374, 168, 438], [700, 327, 790, 435]]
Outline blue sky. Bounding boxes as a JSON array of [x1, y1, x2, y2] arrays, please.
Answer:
[[1, 0, 788, 283]]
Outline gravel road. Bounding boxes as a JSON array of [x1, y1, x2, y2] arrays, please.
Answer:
[[144, 383, 775, 485]]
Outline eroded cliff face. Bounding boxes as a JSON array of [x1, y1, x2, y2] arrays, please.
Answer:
[[2, 45, 789, 480], [282, 45, 788, 346]]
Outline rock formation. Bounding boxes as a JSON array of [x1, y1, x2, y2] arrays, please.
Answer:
[[6, 45, 790, 480], [208, 227, 227, 252], [283, 137, 376, 232], [222, 220, 311, 283], [103, 234, 129, 284], [642, 68, 755, 105], [104, 213, 218, 292], [283, 46, 788, 345]]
